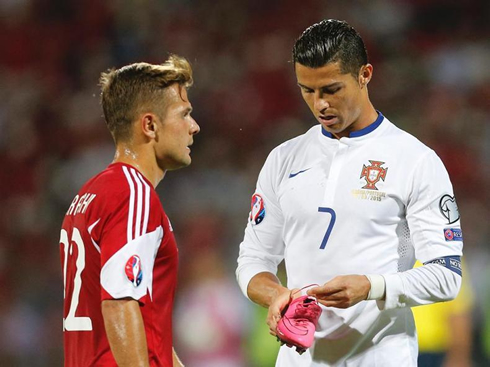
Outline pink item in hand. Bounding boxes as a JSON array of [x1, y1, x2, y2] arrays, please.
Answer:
[[276, 295, 322, 355]]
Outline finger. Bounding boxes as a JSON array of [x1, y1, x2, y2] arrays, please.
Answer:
[[268, 304, 281, 322], [313, 291, 346, 303], [307, 286, 341, 298], [307, 286, 324, 296], [316, 292, 356, 308], [289, 288, 302, 300], [267, 308, 281, 332], [267, 288, 293, 336], [317, 299, 350, 309], [269, 321, 278, 336]]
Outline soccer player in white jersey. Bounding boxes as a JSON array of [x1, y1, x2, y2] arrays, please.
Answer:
[[236, 19, 463, 366], [60, 55, 199, 366]]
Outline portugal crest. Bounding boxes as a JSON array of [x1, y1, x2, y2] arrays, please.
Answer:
[[360, 160, 388, 190]]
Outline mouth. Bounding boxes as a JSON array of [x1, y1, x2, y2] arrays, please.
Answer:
[[319, 114, 338, 126]]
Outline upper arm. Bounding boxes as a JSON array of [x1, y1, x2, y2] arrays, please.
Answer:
[[98, 168, 163, 303], [101, 298, 142, 322], [406, 151, 463, 268], [102, 299, 149, 367], [236, 150, 286, 296]]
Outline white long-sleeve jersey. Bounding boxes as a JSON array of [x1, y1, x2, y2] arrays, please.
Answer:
[[236, 113, 463, 367]]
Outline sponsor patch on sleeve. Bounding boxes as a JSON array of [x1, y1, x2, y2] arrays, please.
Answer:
[[250, 194, 265, 225], [424, 256, 462, 276], [443, 228, 463, 241]]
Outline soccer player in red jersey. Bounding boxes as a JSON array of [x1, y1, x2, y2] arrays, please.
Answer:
[[60, 55, 199, 366]]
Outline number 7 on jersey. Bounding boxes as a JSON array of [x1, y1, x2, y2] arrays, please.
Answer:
[[318, 207, 336, 249]]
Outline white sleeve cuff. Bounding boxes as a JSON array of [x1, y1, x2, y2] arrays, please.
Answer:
[[365, 274, 386, 300]]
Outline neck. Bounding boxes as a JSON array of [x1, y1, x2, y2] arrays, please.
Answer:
[[113, 144, 165, 187], [360, 104, 379, 129], [337, 103, 378, 139]]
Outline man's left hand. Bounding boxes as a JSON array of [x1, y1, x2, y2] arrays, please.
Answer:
[[306, 275, 371, 308]]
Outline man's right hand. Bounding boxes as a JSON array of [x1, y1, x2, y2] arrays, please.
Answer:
[[267, 287, 301, 336], [246, 272, 301, 336]]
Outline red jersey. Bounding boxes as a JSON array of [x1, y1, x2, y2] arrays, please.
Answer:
[[60, 162, 178, 366]]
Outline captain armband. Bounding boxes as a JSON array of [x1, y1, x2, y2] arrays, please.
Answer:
[[423, 256, 462, 276]]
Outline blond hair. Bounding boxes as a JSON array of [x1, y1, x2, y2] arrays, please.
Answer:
[[99, 54, 193, 142]]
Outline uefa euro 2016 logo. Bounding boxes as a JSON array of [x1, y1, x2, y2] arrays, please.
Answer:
[[250, 194, 266, 225], [125, 255, 143, 287]]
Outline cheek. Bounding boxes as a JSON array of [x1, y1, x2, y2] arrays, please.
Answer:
[[338, 93, 358, 112], [302, 95, 315, 110]]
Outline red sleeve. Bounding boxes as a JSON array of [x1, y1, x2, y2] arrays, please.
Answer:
[[93, 165, 164, 304]]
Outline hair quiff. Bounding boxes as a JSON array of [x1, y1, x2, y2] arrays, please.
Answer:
[[99, 54, 193, 143], [293, 19, 368, 78]]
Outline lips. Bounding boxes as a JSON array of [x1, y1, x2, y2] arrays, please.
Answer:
[[319, 114, 338, 126]]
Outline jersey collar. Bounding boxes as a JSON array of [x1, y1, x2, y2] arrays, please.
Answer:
[[321, 111, 384, 139]]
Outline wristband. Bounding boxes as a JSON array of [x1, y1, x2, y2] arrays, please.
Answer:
[[365, 274, 386, 300]]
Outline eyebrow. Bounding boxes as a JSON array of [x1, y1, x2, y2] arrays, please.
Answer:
[[297, 82, 343, 90]]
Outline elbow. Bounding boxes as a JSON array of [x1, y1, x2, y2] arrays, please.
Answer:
[[443, 270, 462, 302]]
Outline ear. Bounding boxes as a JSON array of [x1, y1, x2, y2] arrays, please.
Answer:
[[140, 113, 158, 140], [359, 64, 373, 88]]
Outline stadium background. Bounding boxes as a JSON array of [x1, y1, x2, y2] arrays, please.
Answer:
[[1, 0, 489, 365]]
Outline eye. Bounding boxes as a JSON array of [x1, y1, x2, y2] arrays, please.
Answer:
[[301, 87, 314, 94], [323, 87, 341, 95]]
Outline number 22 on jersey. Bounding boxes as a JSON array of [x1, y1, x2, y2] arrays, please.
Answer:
[[60, 228, 93, 331]]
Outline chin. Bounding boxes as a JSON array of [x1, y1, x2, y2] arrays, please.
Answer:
[[177, 158, 192, 169], [323, 124, 342, 134], [160, 157, 191, 171]]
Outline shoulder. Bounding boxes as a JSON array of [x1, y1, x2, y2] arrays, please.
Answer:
[[380, 117, 435, 160], [85, 164, 129, 200], [378, 117, 450, 191], [86, 163, 158, 214], [257, 125, 320, 185], [267, 125, 320, 164]]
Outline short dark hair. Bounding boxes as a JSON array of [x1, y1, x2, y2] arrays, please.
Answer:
[[99, 55, 193, 143], [292, 19, 368, 77]]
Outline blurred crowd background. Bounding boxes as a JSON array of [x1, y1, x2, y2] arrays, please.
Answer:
[[1, 0, 489, 366]]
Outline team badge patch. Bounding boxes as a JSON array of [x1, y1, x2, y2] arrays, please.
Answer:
[[439, 194, 460, 224], [125, 255, 143, 287], [444, 228, 463, 241], [250, 194, 265, 225], [360, 160, 388, 190]]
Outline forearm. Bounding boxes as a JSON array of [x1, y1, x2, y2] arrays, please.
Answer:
[[247, 271, 289, 308], [173, 347, 184, 367], [444, 313, 473, 367], [382, 264, 461, 310], [102, 299, 150, 367]]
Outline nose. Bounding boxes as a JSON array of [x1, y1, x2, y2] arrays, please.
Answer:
[[190, 118, 200, 135], [314, 92, 329, 113]]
